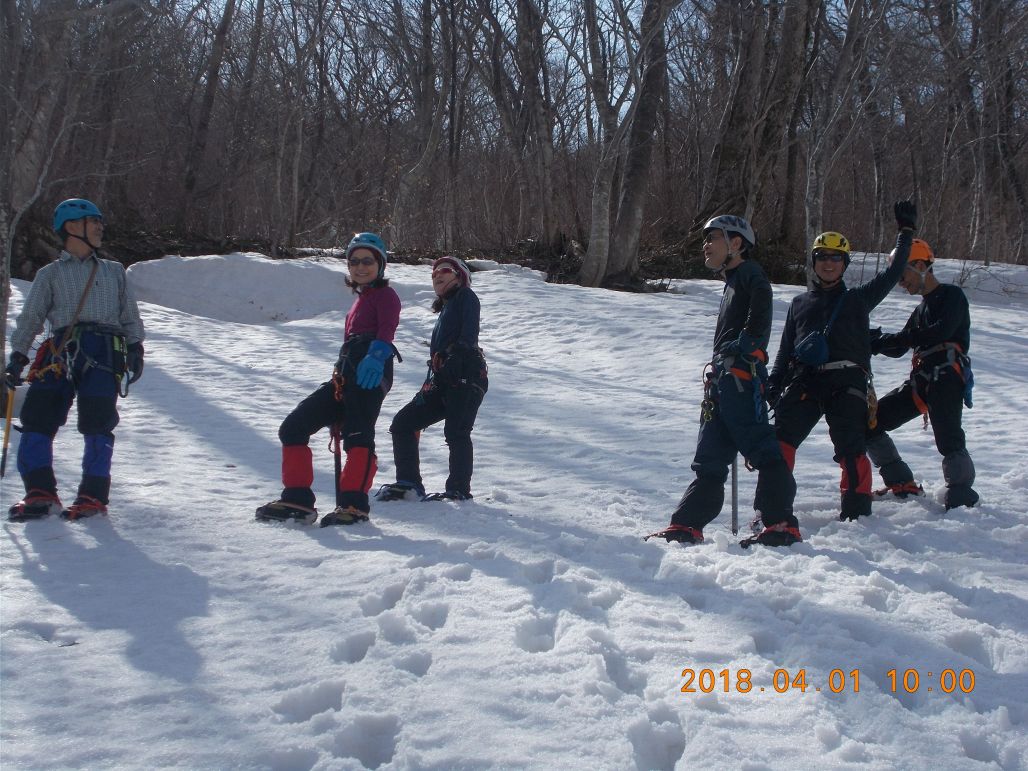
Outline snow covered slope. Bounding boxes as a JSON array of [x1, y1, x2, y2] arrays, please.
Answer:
[[2, 253, 1025, 770]]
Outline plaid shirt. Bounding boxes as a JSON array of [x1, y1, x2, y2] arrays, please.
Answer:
[[10, 251, 145, 355]]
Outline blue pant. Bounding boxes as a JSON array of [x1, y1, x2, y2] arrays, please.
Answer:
[[671, 361, 795, 530], [17, 329, 122, 503]]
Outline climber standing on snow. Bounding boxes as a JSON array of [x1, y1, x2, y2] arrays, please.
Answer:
[[865, 237, 979, 511], [256, 232, 400, 526], [766, 201, 916, 523], [5, 198, 145, 521], [376, 256, 488, 503], [648, 215, 798, 548]]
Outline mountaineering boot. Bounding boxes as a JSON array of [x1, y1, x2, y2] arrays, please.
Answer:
[[255, 500, 318, 524], [942, 450, 977, 511], [872, 481, 925, 500], [642, 525, 703, 545], [421, 490, 472, 502], [63, 495, 108, 520], [944, 485, 979, 511], [739, 522, 803, 548], [319, 506, 370, 527], [8, 490, 64, 522], [375, 482, 425, 502]]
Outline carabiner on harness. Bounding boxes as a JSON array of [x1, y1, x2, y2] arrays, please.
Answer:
[[700, 363, 716, 423]]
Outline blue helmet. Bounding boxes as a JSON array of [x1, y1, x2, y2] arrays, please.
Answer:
[[346, 232, 388, 278], [54, 198, 103, 234]]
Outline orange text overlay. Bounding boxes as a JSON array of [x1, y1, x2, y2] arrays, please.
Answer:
[[679, 668, 976, 695]]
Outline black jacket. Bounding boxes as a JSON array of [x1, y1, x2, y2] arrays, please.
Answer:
[[769, 230, 912, 392], [884, 283, 971, 368], [712, 260, 774, 356]]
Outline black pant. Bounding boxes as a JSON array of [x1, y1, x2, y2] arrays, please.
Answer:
[[866, 364, 975, 496], [278, 371, 389, 510], [279, 379, 385, 451], [775, 368, 873, 519], [870, 367, 966, 456], [390, 378, 486, 496]]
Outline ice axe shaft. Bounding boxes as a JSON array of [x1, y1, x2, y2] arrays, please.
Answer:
[[1, 388, 14, 479], [731, 455, 739, 535]]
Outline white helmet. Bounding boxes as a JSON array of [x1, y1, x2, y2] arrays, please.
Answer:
[[702, 215, 755, 251]]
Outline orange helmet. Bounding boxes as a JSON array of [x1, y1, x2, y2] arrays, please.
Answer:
[[909, 238, 934, 264]]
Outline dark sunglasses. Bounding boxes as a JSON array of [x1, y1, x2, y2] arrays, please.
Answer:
[[348, 256, 378, 267], [813, 251, 846, 263]]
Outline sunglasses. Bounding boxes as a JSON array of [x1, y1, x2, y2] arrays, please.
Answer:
[[813, 251, 846, 263], [433, 266, 457, 276], [348, 256, 378, 267]]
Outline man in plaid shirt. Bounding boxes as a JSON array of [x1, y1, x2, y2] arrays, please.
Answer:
[[5, 198, 145, 520]]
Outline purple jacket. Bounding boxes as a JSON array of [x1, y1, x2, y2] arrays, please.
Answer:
[[345, 285, 400, 342]]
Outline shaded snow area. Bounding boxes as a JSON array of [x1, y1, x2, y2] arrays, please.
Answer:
[[2, 253, 1026, 770]]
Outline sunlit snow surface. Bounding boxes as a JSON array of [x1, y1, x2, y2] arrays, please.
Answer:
[[2, 251, 1025, 770]]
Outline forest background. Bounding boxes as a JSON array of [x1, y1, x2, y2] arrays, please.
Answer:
[[1, 0, 1025, 313]]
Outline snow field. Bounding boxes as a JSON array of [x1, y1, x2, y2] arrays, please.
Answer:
[[2, 253, 1026, 770]]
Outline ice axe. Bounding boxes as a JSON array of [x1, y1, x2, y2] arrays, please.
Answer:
[[1, 386, 14, 478], [730, 455, 739, 535]]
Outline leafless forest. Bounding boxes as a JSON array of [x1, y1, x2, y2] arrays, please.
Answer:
[[2, 0, 1026, 293]]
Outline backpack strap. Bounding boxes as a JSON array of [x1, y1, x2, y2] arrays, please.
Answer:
[[823, 290, 847, 336]]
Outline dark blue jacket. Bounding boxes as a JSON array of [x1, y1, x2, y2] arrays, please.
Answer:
[[769, 230, 912, 391], [431, 286, 480, 357], [712, 260, 774, 356]]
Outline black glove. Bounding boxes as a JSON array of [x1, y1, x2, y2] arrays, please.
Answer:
[[126, 342, 144, 384], [869, 327, 884, 355], [877, 332, 910, 358], [894, 200, 917, 231], [4, 351, 30, 388]]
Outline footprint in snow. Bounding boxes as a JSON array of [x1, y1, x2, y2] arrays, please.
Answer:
[[441, 563, 473, 581], [263, 746, 318, 771], [585, 628, 646, 697], [359, 582, 406, 616], [514, 613, 557, 653], [270, 680, 345, 723], [410, 601, 449, 630], [626, 703, 686, 771], [395, 650, 433, 677], [331, 713, 401, 769], [376, 611, 418, 645], [521, 558, 555, 584], [329, 630, 376, 664]]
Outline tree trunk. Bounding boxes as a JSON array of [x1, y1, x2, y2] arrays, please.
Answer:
[[180, 0, 237, 228], [696, 2, 764, 223], [608, 0, 671, 280], [388, 0, 450, 248], [578, 139, 620, 287]]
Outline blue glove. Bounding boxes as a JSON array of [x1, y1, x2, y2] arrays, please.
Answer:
[[356, 340, 392, 389]]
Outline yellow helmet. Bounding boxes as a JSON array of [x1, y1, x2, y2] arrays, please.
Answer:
[[812, 231, 850, 254]]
